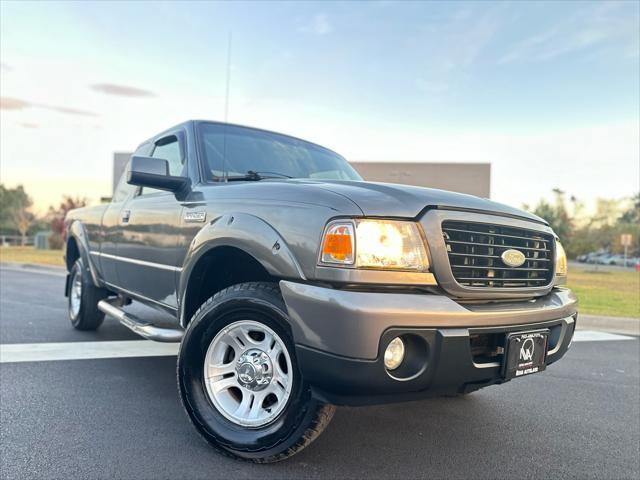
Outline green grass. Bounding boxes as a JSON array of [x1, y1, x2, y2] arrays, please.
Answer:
[[1, 247, 637, 318], [567, 265, 639, 319], [0, 246, 65, 267]]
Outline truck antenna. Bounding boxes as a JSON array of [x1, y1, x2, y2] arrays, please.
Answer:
[[222, 31, 232, 182], [224, 31, 232, 123]]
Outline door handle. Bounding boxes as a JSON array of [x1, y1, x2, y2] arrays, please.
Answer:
[[121, 210, 131, 224]]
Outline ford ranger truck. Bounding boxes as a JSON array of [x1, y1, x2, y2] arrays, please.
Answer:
[[64, 120, 577, 463]]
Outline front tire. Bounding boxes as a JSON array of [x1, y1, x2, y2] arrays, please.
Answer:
[[177, 282, 335, 463], [68, 258, 108, 330]]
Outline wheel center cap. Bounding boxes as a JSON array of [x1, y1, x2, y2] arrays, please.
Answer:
[[236, 348, 273, 391]]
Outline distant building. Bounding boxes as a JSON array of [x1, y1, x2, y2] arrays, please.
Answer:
[[350, 162, 491, 198], [112, 153, 491, 198], [112, 152, 131, 193]]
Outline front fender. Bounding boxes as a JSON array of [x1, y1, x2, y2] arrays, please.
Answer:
[[178, 213, 307, 323], [67, 221, 102, 287]]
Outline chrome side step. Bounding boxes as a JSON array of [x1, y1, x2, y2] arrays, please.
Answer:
[[97, 299, 184, 343]]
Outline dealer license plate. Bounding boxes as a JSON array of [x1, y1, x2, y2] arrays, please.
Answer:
[[503, 330, 549, 380]]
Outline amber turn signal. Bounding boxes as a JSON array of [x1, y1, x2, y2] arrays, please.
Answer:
[[320, 222, 355, 264], [323, 234, 353, 259]]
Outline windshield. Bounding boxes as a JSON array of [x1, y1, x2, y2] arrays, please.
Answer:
[[197, 122, 362, 182]]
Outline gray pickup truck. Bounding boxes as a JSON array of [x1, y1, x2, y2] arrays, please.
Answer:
[[64, 120, 577, 462]]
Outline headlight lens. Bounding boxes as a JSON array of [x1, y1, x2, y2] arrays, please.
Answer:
[[320, 219, 429, 271], [356, 219, 429, 270], [555, 240, 568, 276]]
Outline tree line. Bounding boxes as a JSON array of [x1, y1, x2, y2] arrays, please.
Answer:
[[0, 184, 86, 249], [525, 189, 639, 258]]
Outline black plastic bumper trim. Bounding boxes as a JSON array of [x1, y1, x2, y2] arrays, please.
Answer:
[[297, 315, 576, 406]]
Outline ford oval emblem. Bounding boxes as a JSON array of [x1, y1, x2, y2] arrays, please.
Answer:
[[501, 249, 526, 267]]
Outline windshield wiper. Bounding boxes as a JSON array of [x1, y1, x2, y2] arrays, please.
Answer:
[[225, 171, 293, 181]]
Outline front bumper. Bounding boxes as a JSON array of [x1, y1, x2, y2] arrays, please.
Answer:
[[280, 281, 578, 405]]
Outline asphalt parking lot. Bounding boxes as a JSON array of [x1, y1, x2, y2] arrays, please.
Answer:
[[1, 264, 639, 480]]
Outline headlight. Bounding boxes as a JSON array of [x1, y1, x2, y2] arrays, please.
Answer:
[[320, 219, 429, 271], [356, 219, 429, 270], [555, 240, 568, 276]]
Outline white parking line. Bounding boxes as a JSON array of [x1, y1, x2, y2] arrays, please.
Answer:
[[572, 330, 636, 342], [0, 330, 635, 364], [0, 340, 179, 363]]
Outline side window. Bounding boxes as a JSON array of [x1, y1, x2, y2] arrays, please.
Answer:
[[140, 135, 186, 195], [152, 137, 184, 176]]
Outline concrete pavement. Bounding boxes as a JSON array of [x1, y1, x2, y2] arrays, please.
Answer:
[[1, 264, 639, 479]]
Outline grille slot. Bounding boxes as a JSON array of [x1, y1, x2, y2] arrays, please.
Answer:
[[442, 220, 555, 289]]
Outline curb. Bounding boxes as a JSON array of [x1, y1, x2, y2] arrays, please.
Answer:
[[0, 261, 67, 275]]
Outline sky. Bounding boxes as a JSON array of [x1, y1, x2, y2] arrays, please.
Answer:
[[0, 0, 638, 213]]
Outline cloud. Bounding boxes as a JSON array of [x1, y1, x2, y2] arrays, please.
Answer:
[[91, 83, 156, 97], [409, 4, 507, 96], [299, 13, 333, 35], [0, 97, 29, 110], [45, 105, 99, 116], [498, 3, 639, 63], [0, 96, 98, 116], [440, 10, 503, 71]]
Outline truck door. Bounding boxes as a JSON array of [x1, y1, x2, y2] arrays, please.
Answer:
[[114, 131, 187, 310], [97, 145, 150, 286]]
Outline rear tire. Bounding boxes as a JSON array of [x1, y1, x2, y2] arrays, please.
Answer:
[[68, 258, 108, 331], [177, 282, 335, 463]]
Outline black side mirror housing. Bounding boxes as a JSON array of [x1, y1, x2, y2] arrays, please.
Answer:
[[127, 156, 190, 193]]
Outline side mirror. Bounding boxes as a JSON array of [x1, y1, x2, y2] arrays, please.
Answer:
[[127, 156, 190, 193]]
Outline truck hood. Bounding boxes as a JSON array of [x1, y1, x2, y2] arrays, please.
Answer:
[[298, 179, 547, 224]]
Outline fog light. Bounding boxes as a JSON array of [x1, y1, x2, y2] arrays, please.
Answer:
[[384, 337, 405, 370]]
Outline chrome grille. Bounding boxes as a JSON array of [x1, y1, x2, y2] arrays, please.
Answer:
[[442, 220, 555, 288]]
